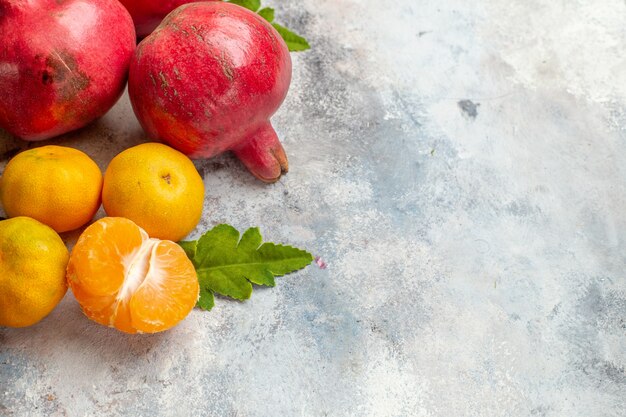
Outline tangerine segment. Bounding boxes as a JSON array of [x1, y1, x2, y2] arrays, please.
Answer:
[[130, 240, 200, 333], [69, 283, 119, 329], [67, 217, 199, 334], [67, 217, 147, 297]]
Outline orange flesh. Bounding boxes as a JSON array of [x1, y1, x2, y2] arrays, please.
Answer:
[[67, 217, 199, 334]]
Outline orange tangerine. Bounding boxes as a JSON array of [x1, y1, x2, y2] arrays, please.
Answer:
[[0, 145, 103, 233], [66, 217, 199, 334], [0, 217, 69, 327], [102, 143, 204, 241]]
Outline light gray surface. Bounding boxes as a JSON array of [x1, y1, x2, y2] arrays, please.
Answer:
[[2, 0, 626, 416]]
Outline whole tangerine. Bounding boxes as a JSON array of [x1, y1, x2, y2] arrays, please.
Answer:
[[0, 145, 103, 233], [102, 142, 205, 241], [0, 217, 69, 327]]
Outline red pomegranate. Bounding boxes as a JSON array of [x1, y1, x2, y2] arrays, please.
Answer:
[[0, 0, 136, 141], [128, 2, 292, 182], [118, 0, 220, 38]]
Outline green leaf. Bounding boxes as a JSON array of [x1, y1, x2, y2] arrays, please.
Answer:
[[197, 287, 215, 311], [257, 7, 275, 23], [182, 224, 313, 306], [227, 0, 261, 12], [178, 240, 197, 260], [272, 23, 311, 52], [226, 0, 310, 52]]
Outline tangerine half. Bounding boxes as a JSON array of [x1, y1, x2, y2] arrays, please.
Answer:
[[66, 217, 199, 333]]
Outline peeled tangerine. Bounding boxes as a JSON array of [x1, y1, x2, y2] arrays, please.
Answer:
[[0, 0, 136, 140], [128, 2, 292, 183], [67, 217, 199, 334]]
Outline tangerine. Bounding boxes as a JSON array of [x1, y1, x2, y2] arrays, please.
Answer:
[[102, 143, 204, 241], [0, 145, 103, 233], [66, 217, 199, 333], [0, 217, 69, 327]]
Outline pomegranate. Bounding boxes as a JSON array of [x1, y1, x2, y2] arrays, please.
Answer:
[[0, 0, 136, 141], [128, 2, 292, 182], [118, 0, 220, 38]]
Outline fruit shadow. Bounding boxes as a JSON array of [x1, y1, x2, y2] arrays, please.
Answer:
[[2, 292, 173, 369], [1, 122, 284, 191], [0, 128, 28, 164], [0, 108, 147, 170], [195, 151, 284, 191]]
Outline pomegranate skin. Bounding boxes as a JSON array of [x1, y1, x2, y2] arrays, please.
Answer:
[[128, 2, 292, 182], [0, 0, 136, 141], [118, 0, 220, 38]]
